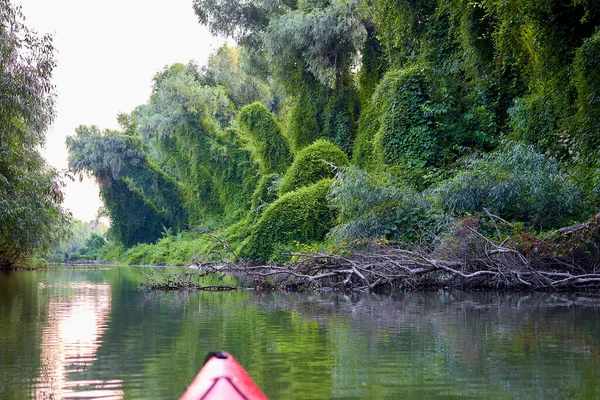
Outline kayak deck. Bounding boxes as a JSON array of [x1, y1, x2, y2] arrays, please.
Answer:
[[180, 352, 268, 400]]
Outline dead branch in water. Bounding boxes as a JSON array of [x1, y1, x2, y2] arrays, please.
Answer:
[[143, 215, 600, 292]]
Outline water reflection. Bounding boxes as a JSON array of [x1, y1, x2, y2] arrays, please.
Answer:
[[36, 281, 122, 400], [1, 268, 600, 399]]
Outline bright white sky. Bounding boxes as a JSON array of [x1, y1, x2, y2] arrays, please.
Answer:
[[18, 0, 226, 222]]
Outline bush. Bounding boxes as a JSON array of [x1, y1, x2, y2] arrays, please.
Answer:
[[433, 142, 586, 229], [573, 31, 600, 167], [279, 139, 349, 195], [328, 167, 438, 245], [240, 179, 336, 263], [250, 173, 280, 217], [507, 92, 571, 160], [237, 102, 292, 175]]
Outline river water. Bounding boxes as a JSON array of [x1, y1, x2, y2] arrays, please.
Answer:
[[1, 266, 599, 399]]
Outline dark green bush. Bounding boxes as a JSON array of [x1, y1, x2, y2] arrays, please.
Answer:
[[250, 173, 280, 217], [434, 142, 586, 229], [507, 93, 571, 160], [240, 179, 336, 263], [279, 140, 349, 195], [237, 102, 292, 175], [286, 77, 330, 153], [573, 31, 600, 167], [328, 167, 438, 245]]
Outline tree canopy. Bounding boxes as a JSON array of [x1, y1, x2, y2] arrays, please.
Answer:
[[0, 0, 69, 267]]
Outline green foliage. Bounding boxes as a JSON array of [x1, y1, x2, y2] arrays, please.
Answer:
[[65, 2, 600, 264], [0, 0, 70, 267], [240, 179, 336, 263], [137, 63, 233, 219], [434, 142, 586, 229], [280, 139, 349, 195], [286, 75, 330, 152], [507, 93, 571, 160], [203, 44, 272, 109], [373, 0, 439, 68], [67, 128, 187, 246], [44, 218, 108, 263], [371, 67, 444, 169], [209, 128, 261, 220], [328, 167, 438, 245], [322, 86, 360, 155], [72, 233, 107, 261], [120, 231, 206, 266], [237, 102, 292, 175], [101, 178, 171, 247], [358, 62, 496, 186], [352, 99, 379, 169], [264, 0, 366, 88], [192, 0, 294, 47], [357, 28, 387, 108], [66, 126, 146, 179], [286, 72, 359, 154], [573, 30, 600, 168], [251, 173, 281, 217]]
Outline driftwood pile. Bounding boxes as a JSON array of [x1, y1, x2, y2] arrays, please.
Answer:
[[144, 213, 600, 292]]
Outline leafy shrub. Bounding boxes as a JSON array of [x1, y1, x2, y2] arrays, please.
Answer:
[[120, 231, 207, 266], [250, 173, 280, 217], [507, 93, 571, 160], [73, 233, 106, 261], [237, 102, 292, 175], [279, 139, 349, 195], [573, 31, 600, 167], [434, 142, 586, 229], [328, 167, 438, 245], [240, 179, 336, 263]]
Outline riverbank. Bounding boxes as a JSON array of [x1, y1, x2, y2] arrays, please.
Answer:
[[139, 212, 600, 293]]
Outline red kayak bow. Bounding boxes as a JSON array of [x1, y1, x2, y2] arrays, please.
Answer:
[[180, 352, 268, 400]]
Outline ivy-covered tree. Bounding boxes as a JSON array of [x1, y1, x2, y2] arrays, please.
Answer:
[[137, 63, 259, 222], [193, 0, 376, 155], [66, 126, 186, 247]]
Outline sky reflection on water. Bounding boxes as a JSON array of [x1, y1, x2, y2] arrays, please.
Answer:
[[0, 267, 599, 399]]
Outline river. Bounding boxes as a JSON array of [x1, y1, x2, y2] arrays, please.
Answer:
[[1, 266, 599, 399]]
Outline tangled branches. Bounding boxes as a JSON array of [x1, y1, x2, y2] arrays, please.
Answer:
[[143, 214, 600, 292]]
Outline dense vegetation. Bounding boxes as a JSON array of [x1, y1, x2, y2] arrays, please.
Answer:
[[62, 0, 600, 274], [0, 0, 70, 268]]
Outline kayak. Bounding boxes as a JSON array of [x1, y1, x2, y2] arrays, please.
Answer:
[[180, 351, 268, 400]]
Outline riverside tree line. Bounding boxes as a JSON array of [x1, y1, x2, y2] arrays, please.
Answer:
[[2, 0, 600, 287]]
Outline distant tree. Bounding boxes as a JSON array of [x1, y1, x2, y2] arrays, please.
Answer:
[[0, 0, 70, 267], [67, 126, 187, 247]]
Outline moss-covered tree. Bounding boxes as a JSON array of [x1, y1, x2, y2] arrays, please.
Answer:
[[280, 139, 349, 195]]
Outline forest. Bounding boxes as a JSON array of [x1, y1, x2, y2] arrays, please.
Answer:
[[3, 0, 600, 288]]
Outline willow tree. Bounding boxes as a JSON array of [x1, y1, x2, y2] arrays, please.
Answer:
[[67, 126, 186, 247], [193, 0, 379, 156], [0, 0, 69, 267]]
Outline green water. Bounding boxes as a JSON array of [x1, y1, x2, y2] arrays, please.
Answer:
[[1, 266, 599, 399]]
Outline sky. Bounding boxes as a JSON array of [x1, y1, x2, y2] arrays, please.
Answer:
[[18, 0, 226, 222]]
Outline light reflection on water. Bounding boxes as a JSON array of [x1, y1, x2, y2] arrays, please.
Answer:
[[35, 281, 122, 400]]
